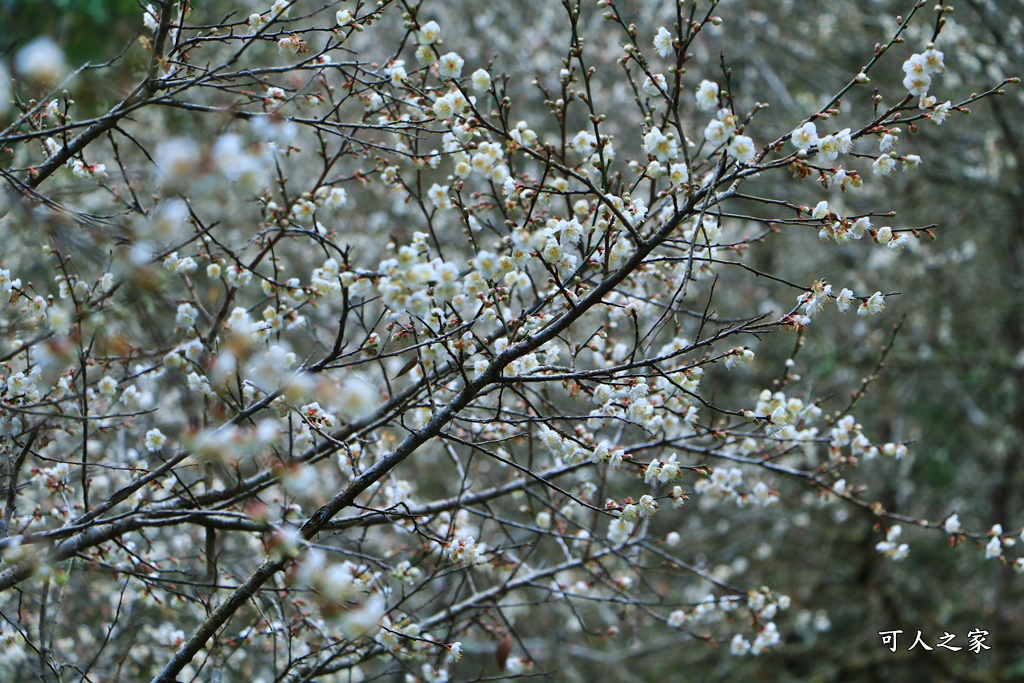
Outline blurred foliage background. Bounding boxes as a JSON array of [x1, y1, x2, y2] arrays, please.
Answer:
[[1, 0, 140, 62], [2, 0, 152, 115]]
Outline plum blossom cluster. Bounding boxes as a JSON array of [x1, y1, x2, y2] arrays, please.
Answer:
[[665, 589, 790, 658], [876, 525, 910, 562], [701, 102, 756, 164], [793, 279, 887, 327], [694, 467, 779, 508]]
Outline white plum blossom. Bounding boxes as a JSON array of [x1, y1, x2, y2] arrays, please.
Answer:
[[248, 13, 268, 34], [277, 35, 304, 58], [419, 20, 441, 44], [471, 68, 491, 92], [932, 101, 951, 125], [318, 186, 349, 209], [653, 27, 673, 58], [571, 130, 597, 154], [835, 288, 855, 313], [642, 74, 668, 97], [903, 70, 932, 96], [637, 494, 658, 518], [857, 292, 885, 317], [176, 303, 198, 328], [875, 525, 909, 561], [143, 4, 159, 31], [901, 53, 933, 94], [437, 52, 465, 78], [728, 135, 756, 164], [902, 48, 945, 96], [385, 61, 407, 86], [731, 634, 751, 655], [145, 428, 167, 452], [921, 48, 945, 74], [695, 80, 719, 110], [608, 518, 634, 544], [985, 535, 1002, 560], [271, 0, 291, 18], [834, 128, 853, 153], [818, 135, 839, 161], [428, 183, 451, 209], [751, 623, 781, 655], [872, 155, 896, 176], [704, 119, 730, 146], [643, 128, 677, 162], [669, 163, 689, 186], [432, 94, 455, 119], [791, 122, 818, 149], [97, 376, 118, 398], [851, 217, 871, 239], [70, 159, 106, 179]]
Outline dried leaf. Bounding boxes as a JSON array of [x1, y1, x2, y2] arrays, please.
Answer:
[[394, 356, 419, 379], [496, 631, 513, 671]]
